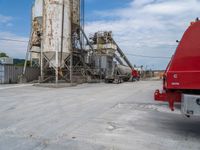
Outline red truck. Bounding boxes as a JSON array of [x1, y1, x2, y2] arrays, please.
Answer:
[[154, 18, 200, 117], [132, 69, 140, 81]]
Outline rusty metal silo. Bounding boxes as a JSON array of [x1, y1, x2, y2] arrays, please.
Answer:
[[27, 0, 83, 83], [31, 0, 43, 66], [42, 0, 72, 68]]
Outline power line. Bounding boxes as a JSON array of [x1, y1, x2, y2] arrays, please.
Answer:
[[0, 38, 28, 43], [125, 53, 171, 59], [0, 37, 172, 59]]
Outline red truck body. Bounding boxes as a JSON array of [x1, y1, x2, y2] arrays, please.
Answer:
[[132, 69, 140, 81], [154, 19, 200, 111], [132, 69, 139, 78]]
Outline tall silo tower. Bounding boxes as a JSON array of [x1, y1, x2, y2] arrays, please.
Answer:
[[30, 0, 43, 66], [42, 0, 72, 83], [28, 0, 84, 84]]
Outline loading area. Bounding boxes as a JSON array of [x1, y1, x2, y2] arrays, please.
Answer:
[[0, 81, 199, 150]]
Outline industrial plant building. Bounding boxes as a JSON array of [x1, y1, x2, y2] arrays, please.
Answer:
[[21, 0, 136, 85]]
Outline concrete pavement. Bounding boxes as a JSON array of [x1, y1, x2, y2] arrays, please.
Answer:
[[0, 81, 199, 150]]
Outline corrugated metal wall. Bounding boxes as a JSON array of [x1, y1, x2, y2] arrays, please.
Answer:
[[0, 65, 4, 84], [0, 65, 40, 84]]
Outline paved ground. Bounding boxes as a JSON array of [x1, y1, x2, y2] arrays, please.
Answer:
[[0, 81, 200, 150]]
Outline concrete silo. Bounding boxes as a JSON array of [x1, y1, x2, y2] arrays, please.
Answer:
[[29, 0, 82, 83], [25, 0, 134, 85], [42, 0, 72, 68], [30, 0, 43, 66]]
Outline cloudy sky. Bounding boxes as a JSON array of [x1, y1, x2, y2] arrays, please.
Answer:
[[0, 0, 200, 69]]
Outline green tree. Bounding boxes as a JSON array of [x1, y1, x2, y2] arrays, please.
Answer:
[[0, 52, 8, 58]]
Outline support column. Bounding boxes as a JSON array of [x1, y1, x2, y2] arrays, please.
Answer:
[[70, 53, 73, 84], [40, 41, 44, 82], [55, 49, 59, 84]]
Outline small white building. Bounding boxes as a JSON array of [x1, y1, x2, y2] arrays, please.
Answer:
[[0, 57, 14, 65]]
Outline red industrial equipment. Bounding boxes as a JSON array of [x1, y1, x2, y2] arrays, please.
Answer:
[[154, 19, 200, 115], [132, 69, 140, 81]]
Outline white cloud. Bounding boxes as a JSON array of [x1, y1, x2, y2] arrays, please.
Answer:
[[0, 14, 28, 59], [6, 23, 13, 27], [85, 0, 200, 69], [0, 14, 12, 24], [1, 0, 200, 69], [0, 32, 28, 59]]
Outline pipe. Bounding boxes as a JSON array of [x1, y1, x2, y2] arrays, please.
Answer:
[[112, 39, 134, 69]]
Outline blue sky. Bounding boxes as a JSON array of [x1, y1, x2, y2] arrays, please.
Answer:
[[0, 0, 131, 37], [0, 0, 200, 70], [0, 0, 34, 36]]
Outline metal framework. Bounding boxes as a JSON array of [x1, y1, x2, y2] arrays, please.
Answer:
[[23, 0, 134, 84]]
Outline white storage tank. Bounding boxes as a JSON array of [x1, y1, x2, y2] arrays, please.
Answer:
[[31, 0, 81, 68], [42, 0, 72, 68], [32, 0, 43, 18]]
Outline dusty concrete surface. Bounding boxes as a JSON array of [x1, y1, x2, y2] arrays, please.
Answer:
[[0, 81, 200, 150]]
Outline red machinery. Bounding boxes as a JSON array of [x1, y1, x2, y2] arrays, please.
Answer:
[[132, 69, 140, 81], [154, 19, 200, 116]]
